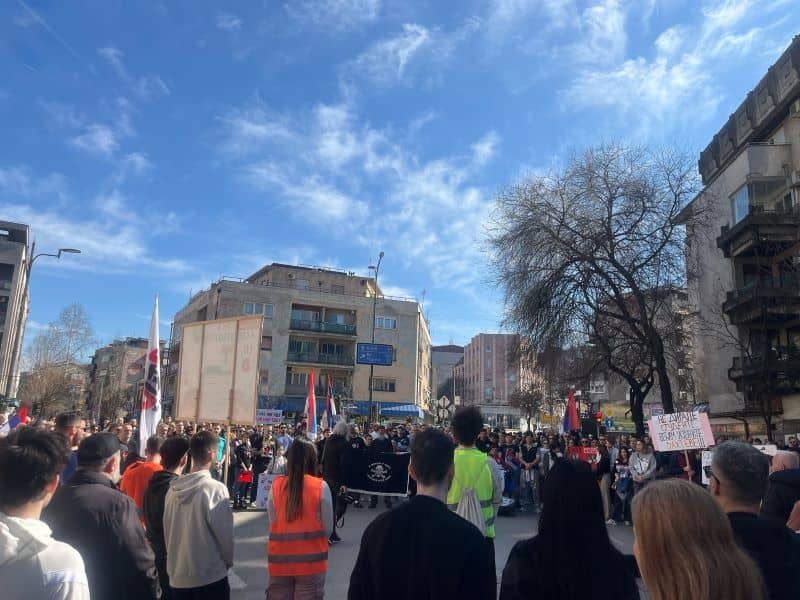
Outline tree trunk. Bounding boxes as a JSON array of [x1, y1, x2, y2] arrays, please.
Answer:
[[652, 335, 675, 414], [630, 388, 646, 437]]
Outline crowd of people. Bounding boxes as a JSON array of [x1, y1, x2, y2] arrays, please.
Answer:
[[1, 405, 799, 599]]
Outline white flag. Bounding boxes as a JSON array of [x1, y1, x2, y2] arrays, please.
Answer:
[[140, 294, 161, 453]]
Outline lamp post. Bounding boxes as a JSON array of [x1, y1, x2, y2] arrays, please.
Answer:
[[367, 251, 384, 424], [4, 243, 81, 400]]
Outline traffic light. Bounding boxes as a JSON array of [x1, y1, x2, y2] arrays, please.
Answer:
[[595, 411, 603, 423]]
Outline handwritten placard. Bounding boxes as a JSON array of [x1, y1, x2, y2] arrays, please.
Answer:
[[649, 412, 715, 451]]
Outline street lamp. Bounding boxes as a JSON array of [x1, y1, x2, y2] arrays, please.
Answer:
[[367, 251, 384, 424], [4, 243, 82, 399]]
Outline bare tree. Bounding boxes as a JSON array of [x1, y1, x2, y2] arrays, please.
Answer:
[[509, 385, 544, 433], [489, 144, 700, 430], [19, 304, 95, 417]]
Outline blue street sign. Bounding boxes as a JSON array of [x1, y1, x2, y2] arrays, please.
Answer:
[[356, 343, 394, 366], [605, 418, 614, 428]]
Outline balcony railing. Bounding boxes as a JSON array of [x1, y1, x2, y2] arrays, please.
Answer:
[[723, 276, 800, 314], [729, 346, 800, 380], [718, 204, 800, 256], [287, 351, 355, 366], [289, 319, 356, 336], [284, 382, 353, 396]]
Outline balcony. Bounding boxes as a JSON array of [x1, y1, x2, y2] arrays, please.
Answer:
[[728, 346, 800, 396], [722, 276, 800, 324], [286, 351, 355, 367], [718, 203, 800, 258], [289, 318, 356, 336], [284, 382, 353, 396]]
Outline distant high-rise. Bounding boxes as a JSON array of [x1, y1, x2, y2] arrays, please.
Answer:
[[0, 221, 29, 402]]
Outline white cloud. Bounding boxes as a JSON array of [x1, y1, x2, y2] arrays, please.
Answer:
[[571, 0, 627, 65], [69, 124, 119, 157], [218, 98, 498, 289], [0, 165, 66, 197], [215, 12, 242, 32], [98, 45, 170, 100], [216, 103, 296, 158], [119, 152, 152, 177], [351, 24, 432, 86], [485, 0, 578, 41], [285, 0, 380, 33], [561, 0, 790, 136]]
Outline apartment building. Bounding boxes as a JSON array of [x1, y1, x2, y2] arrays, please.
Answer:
[[0, 221, 29, 403], [681, 36, 800, 440], [87, 337, 164, 420], [431, 344, 464, 400], [167, 263, 432, 421], [454, 333, 527, 429]]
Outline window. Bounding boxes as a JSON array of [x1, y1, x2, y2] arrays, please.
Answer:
[[259, 351, 270, 370], [373, 377, 396, 392], [731, 186, 749, 224], [288, 371, 308, 385], [291, 308, 320, 322], [321, 342, 345, 355], [331, 284, 345, 294], [485, 358, 492, 368], [296, 279, 310, 290], [485, 344, 492, 352], [289, 339, 314, 353], [244, 302, 273, 318], [261, 336, 272, 351], [259, 374, 269, 395], [375, 315, 397, 329]]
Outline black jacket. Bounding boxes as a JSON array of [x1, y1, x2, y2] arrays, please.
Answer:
[[43, 469, 161, 599], [371, 436, 394, 454], [348, 495, 494, 600], [322, 433, 349, 484], [500, 535, 639, 600], [143, 470, 178, 560], [728, 512, 800, 600], [761, 469, 800, 524]]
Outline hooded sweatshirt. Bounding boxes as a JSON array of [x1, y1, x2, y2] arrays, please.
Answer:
[[143, 470, 178, 560], [163, 470, 233, 589], [0, 512, 89, 600]]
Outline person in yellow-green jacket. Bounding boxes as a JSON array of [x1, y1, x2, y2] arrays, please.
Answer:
[[447, 406, 504, 584]]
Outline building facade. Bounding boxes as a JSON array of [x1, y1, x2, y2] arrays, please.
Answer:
[[455, 333, 526, 429], [0, 221, 29, 403], [86, 337, 160, 421], [682, 36, 800, 440], [431, 344, 464, 400], [167, 263, 432, 421]]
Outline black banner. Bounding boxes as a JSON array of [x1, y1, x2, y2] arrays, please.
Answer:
[[345, 451, 410, 496]]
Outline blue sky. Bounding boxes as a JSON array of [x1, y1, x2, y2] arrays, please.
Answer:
[[1, 0, 797, 352]]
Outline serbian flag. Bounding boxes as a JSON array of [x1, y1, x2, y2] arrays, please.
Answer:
[[562, 387, 580, 433], [306, 368, 317, 436], [139, 294, 162, 453], [321, 375, 337, 430], [4, 405, 28, 433]]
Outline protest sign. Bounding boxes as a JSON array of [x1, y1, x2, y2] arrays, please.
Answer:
[[254, 472, 278, 509], [580, 447, 598, 461], [701, 451, 713, 486], [256, 408, 283, 426], [649, 412, 715, 451], [345, 452, 410, 497], [753, 444, 778, 456]]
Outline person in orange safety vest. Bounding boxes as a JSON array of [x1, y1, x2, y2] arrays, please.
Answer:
[[267, 437, 333, 599]]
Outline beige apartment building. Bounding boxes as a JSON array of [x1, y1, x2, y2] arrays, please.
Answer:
[[167, 263, 431, 421], [681, 36, 800, 440], [454, 333, 528, 429], [0, 221, 29, 403]]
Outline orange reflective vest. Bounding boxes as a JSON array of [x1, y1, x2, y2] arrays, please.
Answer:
[[268, 474, 328, 577]]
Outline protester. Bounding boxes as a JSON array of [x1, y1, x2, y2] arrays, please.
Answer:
[[609, 447, 632, 525], [0, 427, 90, 600], [164, 430, 234, 599], [633, 479, 765, 600], [118, 422, 136, 473], [761, 450, 800, 524], [54, 412, 82, 485], [596, 442, 612, 520], [709, 441, 800, 600], [349, 428, 494, 600], [233, 432, 254, 510], [211, 424, 226, 482], [275, 424, 293, 453], [500, 460, 639, 600], [43, 432, 161, 599], [629, 441, 656, 494], [321, 420, 350, 543], [447, 406, 503, 582], [266, 437, 332, 600], [144, 436, 190, 600], [518, 433, 540, 511], [120, 435, 164, 516]]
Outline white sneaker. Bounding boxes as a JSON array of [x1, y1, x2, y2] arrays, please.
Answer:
[[624, 520, 631, 526], [606, 519, 617, 526]]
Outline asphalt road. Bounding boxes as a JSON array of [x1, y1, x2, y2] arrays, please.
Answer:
[[229, 502, 640, 599]]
